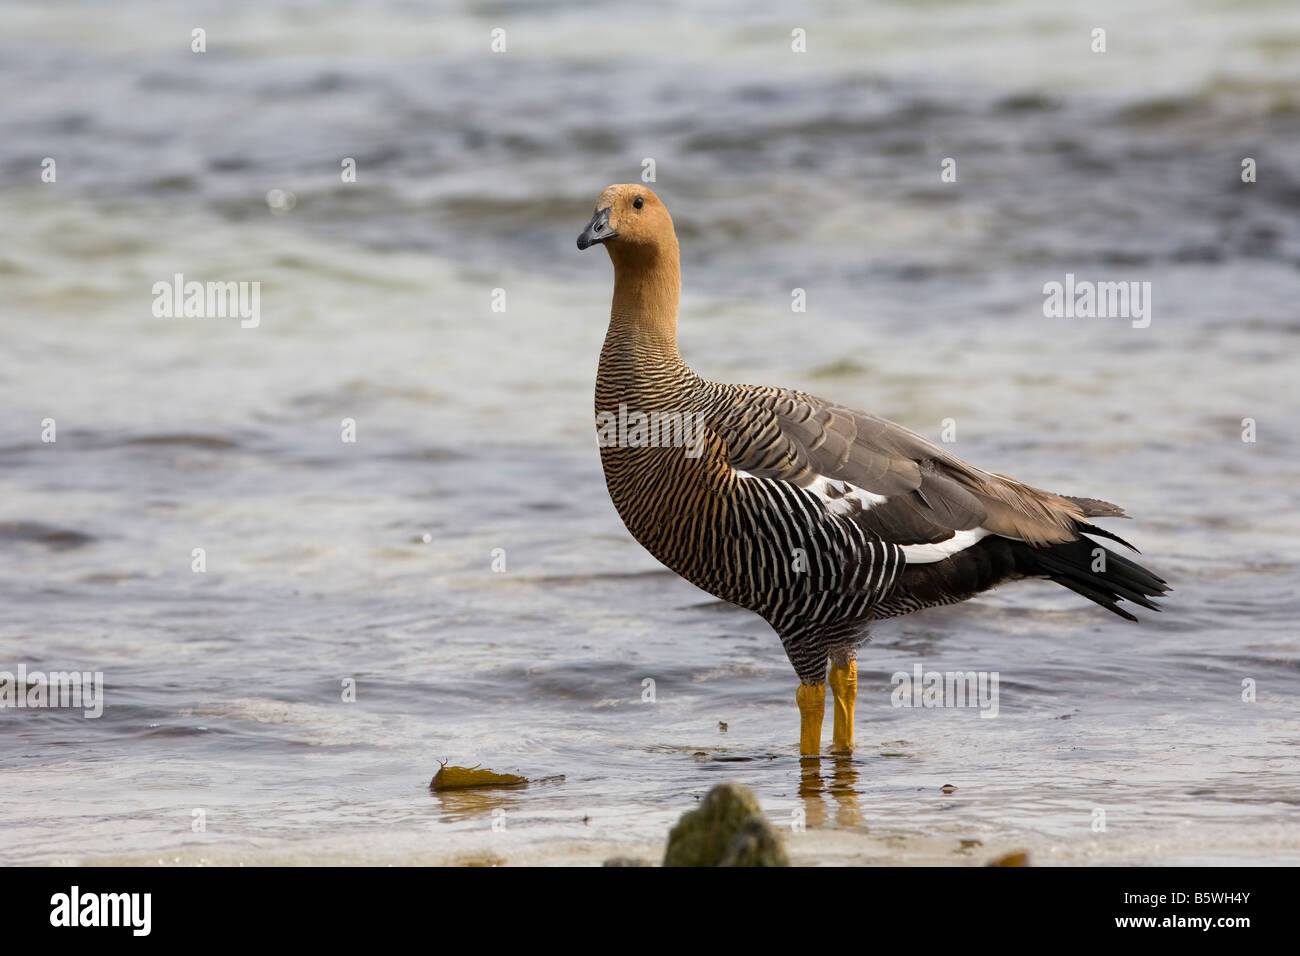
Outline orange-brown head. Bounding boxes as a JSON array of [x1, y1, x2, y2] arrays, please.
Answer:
[[576, 184, 677, 265], [578, 184, 681, 345]]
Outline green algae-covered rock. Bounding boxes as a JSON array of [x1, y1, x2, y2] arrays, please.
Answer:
[[663, 782, 789, 867]]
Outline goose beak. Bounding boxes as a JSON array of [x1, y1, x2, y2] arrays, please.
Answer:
[[577, 206, 616, 250]]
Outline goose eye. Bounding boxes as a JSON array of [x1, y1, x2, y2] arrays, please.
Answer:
[[633, 196, 644, 209]]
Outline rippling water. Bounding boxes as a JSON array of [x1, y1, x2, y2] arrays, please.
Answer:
[[2, 0, 1299, 865]]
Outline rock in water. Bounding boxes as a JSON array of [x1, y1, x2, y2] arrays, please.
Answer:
[[717, 815, 788, 867], [663, 782, 789, 867], [987, 850, 1031, 867]]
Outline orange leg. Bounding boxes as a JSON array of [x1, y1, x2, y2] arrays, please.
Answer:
[[796, 683, 826, 756], [829, 660, 857, 754]]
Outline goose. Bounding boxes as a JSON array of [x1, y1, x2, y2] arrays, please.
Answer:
[[577, 184, 1168, 756]]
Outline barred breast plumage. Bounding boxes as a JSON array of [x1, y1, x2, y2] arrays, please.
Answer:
[[578, 184, 1169, 756]]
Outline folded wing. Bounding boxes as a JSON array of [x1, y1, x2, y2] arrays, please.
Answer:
[[719, 387, 1127, 553]]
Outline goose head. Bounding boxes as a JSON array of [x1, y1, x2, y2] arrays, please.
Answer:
[[576, 184, 677, 262]]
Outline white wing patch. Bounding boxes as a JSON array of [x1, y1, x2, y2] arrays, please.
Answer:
[[808, 475, 994, 561], [733, 470, 887, 516], [735, 468, 996, 563], [806, 475, 889, 517], [899, 528, 992, 564]]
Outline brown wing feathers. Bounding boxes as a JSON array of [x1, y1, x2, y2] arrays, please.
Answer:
[[755, 390, 1094, 547], [720, 386, 1169, 615]]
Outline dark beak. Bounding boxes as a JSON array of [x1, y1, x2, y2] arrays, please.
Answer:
[[576, 206, 616, 250]]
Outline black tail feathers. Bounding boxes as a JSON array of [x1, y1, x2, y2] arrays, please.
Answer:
[[1010, 530, 1169, 622], [875, 522, 1170, 622]]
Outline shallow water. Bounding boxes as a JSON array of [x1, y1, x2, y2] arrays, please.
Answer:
[[2, 0, 1299, 865]]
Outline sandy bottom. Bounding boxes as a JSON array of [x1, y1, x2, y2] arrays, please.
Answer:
[[65, 823, 1300, 868]]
